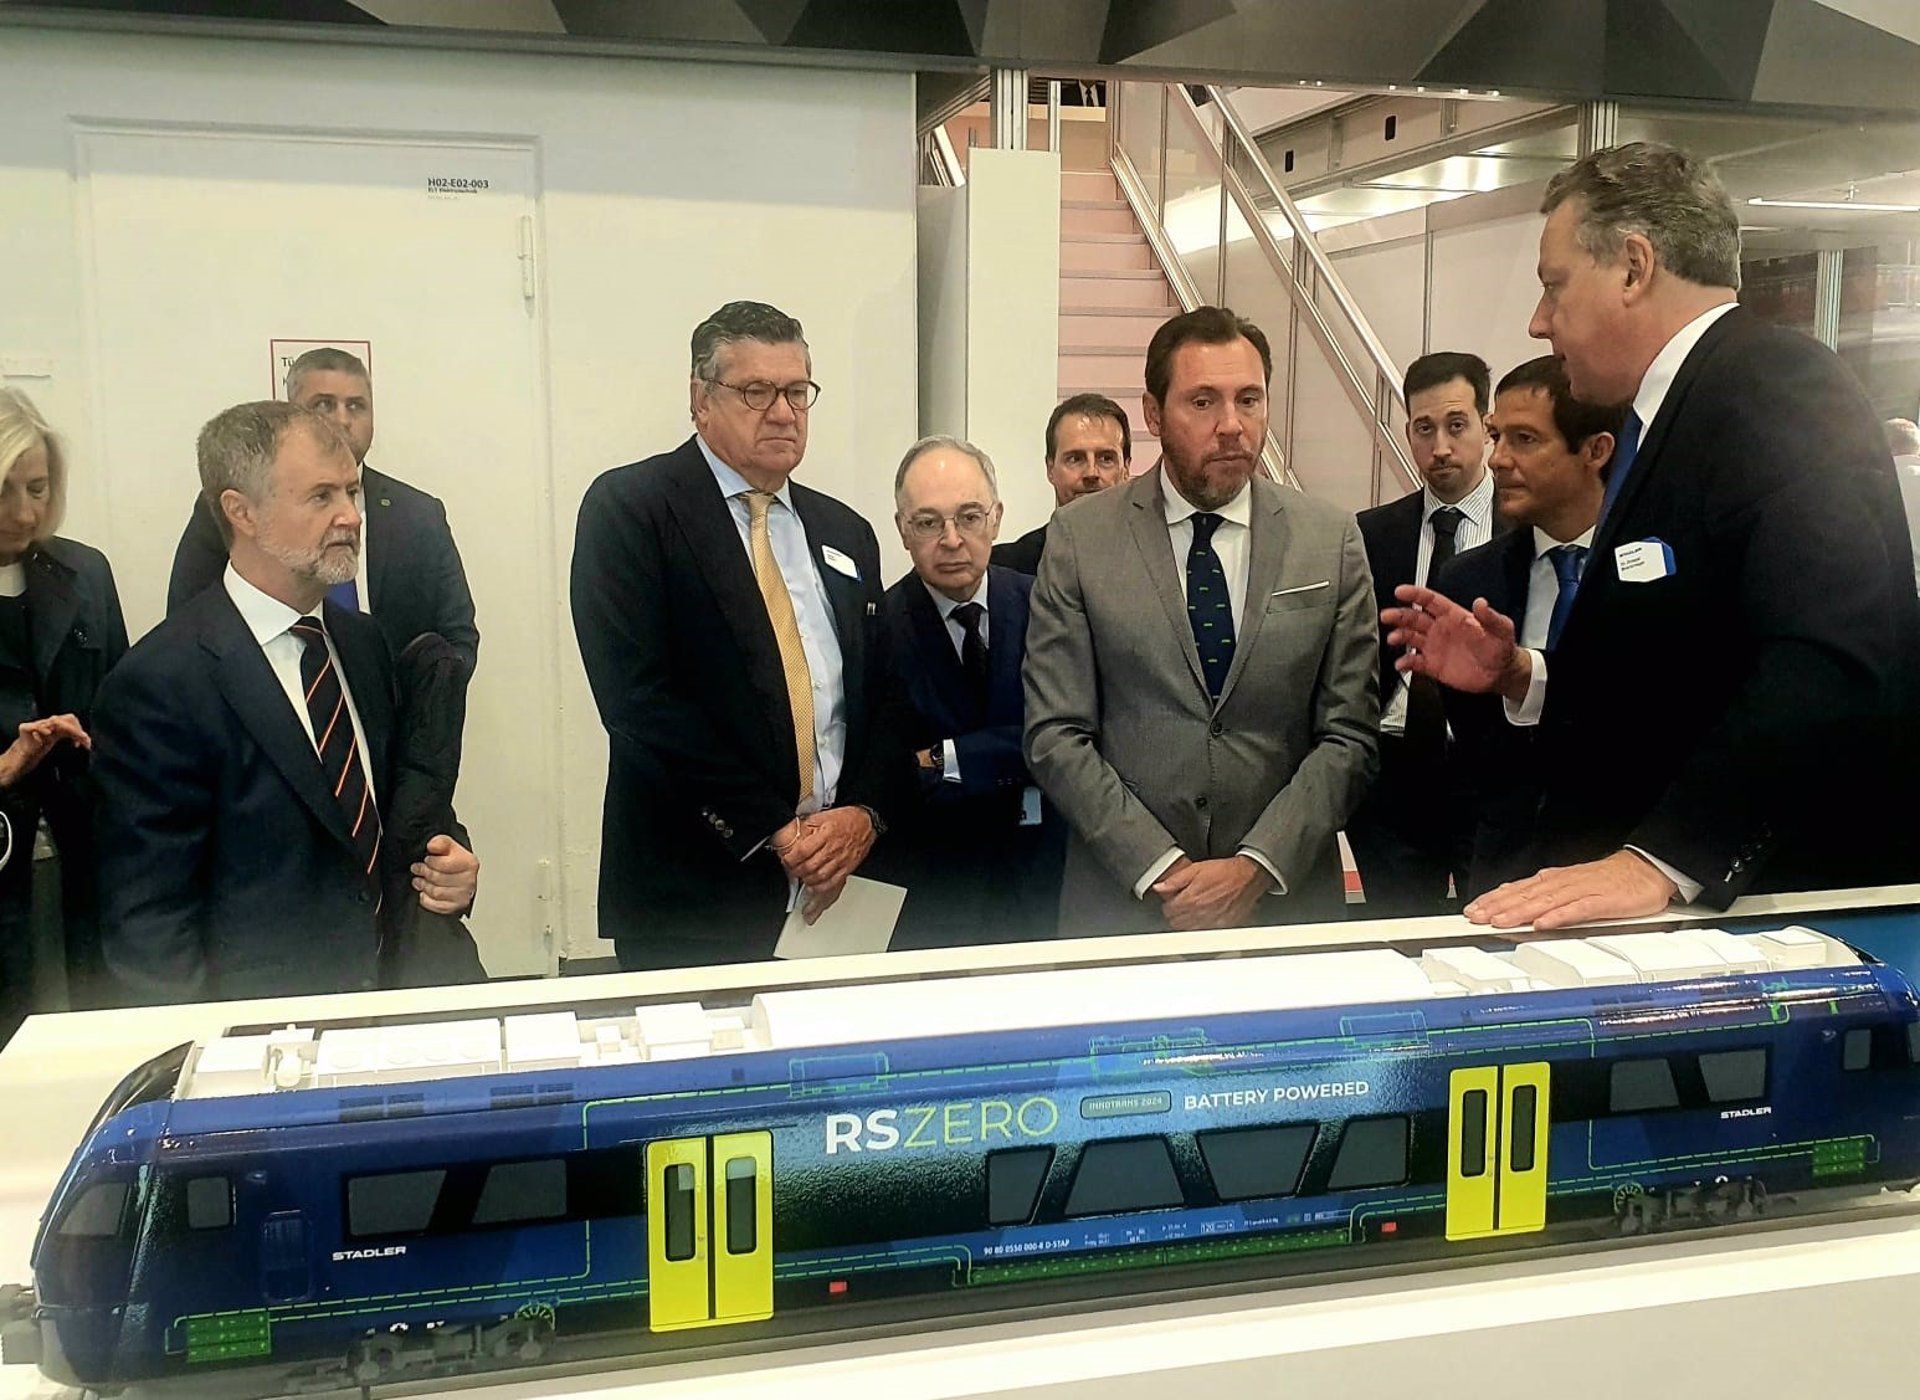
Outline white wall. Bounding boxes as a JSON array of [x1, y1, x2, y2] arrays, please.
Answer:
[[0, 26, 919, 967]]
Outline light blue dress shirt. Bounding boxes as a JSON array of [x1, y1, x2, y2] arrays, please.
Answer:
[[696, 434, 846, 814]]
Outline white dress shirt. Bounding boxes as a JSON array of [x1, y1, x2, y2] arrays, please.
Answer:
[[1520, 525, 1597, 648], [1383, 468, 1496, 733], [696, 434, 847, 815], [1132, 471, 1285, 901], [223, 563, 376, 801], [923, 572, 988, 784], [1502, 299, 1738, 901]]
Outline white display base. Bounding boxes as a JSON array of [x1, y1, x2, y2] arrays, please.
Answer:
[[2, 886, 1915, 1398]]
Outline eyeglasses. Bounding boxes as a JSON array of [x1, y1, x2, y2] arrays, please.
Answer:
[[706, 378, 822, 413], [902, 506, 995, 541]]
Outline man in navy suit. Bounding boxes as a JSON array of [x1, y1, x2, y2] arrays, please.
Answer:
[[1350, 352, 1504, 916], [167, 347, 479, 672], [1430, 355, 1621, 899], [1388, 143, 1920, 925], [571, 302, 909, 968], [883, 436, 1062, 946], [93, 402, 479, 1003]]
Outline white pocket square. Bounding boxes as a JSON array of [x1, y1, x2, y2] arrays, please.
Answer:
[[1270, 580, 1331, 598]]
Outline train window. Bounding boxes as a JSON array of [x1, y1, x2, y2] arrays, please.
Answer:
[[1459, 1091, 1489, 1178], [186, 1176, 233, 1231], [1064, 1138, 1185, 1218], [663, 1163, 696, 1262], [1509, 1087, 1538, 1173], [987, 1147, 1053, 1226], [1197, 1124, 1317, 1201], [347, 1169, 447, 1239], [473, 1160, 567, 1227], [1844, 1028, 1872, 1072], [57, 1181, 129, 1239], [1609, 1058, 1679, 1112], [724, 1157, 757, 1254], [1327, 1116, 1409, 1190], [1699, 1049, 1768, 1103]]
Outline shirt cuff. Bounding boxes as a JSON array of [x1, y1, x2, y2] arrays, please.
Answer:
[[940, 738, 961, 784], [1625, 846, 1703, 904], [1236, 847, 1288, 896], [1133, 847, 1183, 900], [1502, 648, 1548, 726]]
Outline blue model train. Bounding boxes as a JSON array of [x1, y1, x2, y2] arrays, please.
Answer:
[[16, 922, 1920, 1392]]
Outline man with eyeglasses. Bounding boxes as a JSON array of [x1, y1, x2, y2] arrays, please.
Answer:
[[571, 301, 908, 969], [880, 436, 1063, 947], [1025, 305, 1379, 936]]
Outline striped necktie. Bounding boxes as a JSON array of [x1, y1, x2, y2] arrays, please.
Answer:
[[289, 616, 383, 913], [744, 491, 817, 806]]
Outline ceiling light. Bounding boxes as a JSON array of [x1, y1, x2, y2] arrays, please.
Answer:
[[1747, 196, 1920, 212]]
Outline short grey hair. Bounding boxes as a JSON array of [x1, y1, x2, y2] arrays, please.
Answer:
[[1541, 141, 1742, 291], [0, 387, 67, 543], [284, 346, 370, 401], [197, 401, 350, 547], [1886, 417, 1920, 457], [690, 301, 809, 383], [893, 434, 999, 507]]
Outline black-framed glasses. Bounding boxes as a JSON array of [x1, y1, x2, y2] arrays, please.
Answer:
[[902, 506, 996, 541], [706, 378, 822, 413]]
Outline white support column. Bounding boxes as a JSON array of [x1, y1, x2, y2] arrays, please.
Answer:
[[990, 66, 1029, 151], [1814, 246, 1845, 350], [1578, 100, 1620, 155]]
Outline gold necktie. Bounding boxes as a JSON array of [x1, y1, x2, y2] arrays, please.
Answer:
[[744, 490, 817, 806]]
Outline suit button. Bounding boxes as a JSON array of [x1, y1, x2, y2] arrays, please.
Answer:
[[1210, 721, 1224, 738], [358, 890, 371, 904], [720, 823, 734, 839], [1196, 795, 1209, 810]]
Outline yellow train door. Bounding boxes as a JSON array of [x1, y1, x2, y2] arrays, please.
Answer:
[[645, 1131, 775, 1332], [1445, 1063, 1551, 1241]]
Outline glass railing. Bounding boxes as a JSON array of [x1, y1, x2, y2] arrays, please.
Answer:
[[1110, 81, 1420, 511]]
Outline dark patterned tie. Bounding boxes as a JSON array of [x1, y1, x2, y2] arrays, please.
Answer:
[[1405, 506, 1467, 753], [950, 601, 990, 712], [1545, 544, 1590, 651], [1186, 512, 1236, 700], [289, 616, 383, 912]]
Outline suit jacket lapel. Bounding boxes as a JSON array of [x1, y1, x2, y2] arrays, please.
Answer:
[[1128, 470, 1209, 699], [984, 568, 1025, 721], [1502, 529, 1535, 619], [791, 490, 863, 654], [25, 550, 80, 682], [200, 591, 356, 850], [903, 580, 969, 723], [1216, 480, 1288, 707], [660, 442, 789, 720], [360, 464, 393, 612]]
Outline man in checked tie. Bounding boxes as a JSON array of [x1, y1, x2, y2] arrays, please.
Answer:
[[571, 301, 906, 969], [92, 402, 478, 1003], [1024, 306, 1379, 935]]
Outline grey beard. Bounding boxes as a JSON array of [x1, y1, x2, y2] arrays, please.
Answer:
[[263, 534, 358, 589]]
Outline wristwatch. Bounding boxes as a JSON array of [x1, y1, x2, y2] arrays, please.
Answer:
[[855, 803, 888, 839], [918, 740, 946, 773]]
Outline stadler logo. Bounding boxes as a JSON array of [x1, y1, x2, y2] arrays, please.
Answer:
[[333, 1246, 408, 1261]]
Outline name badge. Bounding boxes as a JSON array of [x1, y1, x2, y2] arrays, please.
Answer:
[[1019, 785, 1043, 827], [1614, 537, 1675, 584], [820, 545, 861, 580]]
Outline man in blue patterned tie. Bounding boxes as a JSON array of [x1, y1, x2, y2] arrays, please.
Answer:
[[1024, 306, 1379, 935], [1426, 355, 1621, 898]]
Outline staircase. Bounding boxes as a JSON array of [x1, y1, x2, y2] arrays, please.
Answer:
[[1057, 169, 1175, 470]]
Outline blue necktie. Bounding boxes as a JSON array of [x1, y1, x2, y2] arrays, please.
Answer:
[[1599, 408, 1643, 524], [1186, 512, 1235, 700], [1545, 544, 1589, 651], [327, 579, 360, 612]]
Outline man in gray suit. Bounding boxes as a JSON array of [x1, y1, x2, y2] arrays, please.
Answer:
[[1024, 306, 1379, 934]]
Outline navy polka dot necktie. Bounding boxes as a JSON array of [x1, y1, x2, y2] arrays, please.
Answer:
[[1186, 512, 1235, 700]]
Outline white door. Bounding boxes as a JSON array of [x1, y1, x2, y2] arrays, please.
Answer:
[[77, 125, 560, 976]]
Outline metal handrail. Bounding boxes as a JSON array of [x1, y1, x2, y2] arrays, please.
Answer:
[[1107, 85, 1301, 492], [1203, 85, 1411, 418]]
